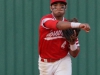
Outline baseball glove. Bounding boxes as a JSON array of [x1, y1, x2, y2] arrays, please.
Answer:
[[62, 18, 81, 43]]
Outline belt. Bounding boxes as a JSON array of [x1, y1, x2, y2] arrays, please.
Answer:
[[41, 58, 60, 62]]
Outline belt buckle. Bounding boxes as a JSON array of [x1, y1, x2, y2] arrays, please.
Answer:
[[44, 59, 47, 62]]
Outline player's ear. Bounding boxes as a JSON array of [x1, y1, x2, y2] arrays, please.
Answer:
[[50, 6, 52, 11], [65, 6, 67, 10]]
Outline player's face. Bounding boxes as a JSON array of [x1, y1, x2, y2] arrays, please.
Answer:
[[50, 2, 66, 17]]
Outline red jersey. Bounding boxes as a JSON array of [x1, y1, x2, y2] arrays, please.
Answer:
[[38, 14, 79, 59]]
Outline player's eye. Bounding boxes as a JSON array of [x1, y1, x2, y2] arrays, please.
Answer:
[[61, 6, 65, 9], [52, 3, 57, 6]]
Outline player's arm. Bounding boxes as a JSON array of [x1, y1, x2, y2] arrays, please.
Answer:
[[44, 20, 90, 32], [56, 21, 90, 32]]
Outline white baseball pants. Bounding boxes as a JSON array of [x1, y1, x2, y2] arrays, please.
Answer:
[[38, 54, 72, 75]]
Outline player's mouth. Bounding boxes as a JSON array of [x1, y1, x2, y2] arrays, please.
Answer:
[[56, 11, 64, 14]]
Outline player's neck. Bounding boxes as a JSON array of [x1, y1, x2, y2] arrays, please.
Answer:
[[52, 13, 64, 21]]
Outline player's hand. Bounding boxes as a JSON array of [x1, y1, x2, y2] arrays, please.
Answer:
[[79, 24, 90, 32]]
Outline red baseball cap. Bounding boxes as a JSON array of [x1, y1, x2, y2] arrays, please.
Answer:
[[50, 0, 67, 5]]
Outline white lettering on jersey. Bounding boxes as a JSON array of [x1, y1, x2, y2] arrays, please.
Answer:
[[61, 41, 66, 49], [44, 30, 64, 40]]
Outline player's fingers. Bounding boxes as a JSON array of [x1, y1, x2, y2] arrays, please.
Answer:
[[84, 24, 90, 32], [73, 30, 76, 36], [86, 25, 90, 30], [82, 28, 89, 32], [70, 35, 77, 41], [80, 24, 90, 32]]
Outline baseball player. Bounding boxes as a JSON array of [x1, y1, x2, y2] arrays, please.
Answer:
[[38, 0, 90, 75]]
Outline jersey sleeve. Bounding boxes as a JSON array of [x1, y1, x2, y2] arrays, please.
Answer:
[[40, 18, 59, 30]]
